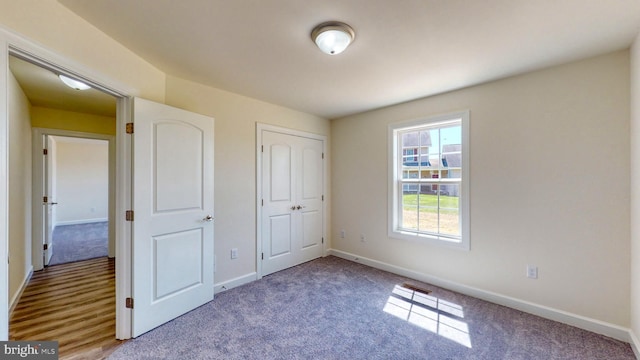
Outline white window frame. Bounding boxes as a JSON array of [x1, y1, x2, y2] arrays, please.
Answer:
[[388, 111, 470, 250]]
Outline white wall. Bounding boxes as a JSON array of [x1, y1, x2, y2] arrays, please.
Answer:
[[8, 71, 32, 308], [630, 33, 640, 355], [52, 137, 109, 225], [331, 50, 630, 327], [165, 75, 330, 286]]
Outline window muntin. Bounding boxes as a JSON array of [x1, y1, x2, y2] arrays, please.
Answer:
[[389, 112, 469, 249]]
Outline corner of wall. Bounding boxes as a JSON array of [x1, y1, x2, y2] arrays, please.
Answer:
[[631, 31, 640, 355]]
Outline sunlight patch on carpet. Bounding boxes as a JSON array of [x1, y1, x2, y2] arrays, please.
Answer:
[[383, 284, 471, 348]]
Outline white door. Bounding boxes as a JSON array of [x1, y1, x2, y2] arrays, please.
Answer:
[[261, 130, 324, 276], [132, 98, 215, 337], [42, 135, 56, 266]]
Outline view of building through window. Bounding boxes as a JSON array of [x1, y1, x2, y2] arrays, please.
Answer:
[[392, 115, 465, 245]]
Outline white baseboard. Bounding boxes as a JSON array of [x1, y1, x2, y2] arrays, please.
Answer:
[[55, 218, 108, 226], [214, 272, 257, 294], [9, 266, 33, 315], [328, 249, 634, 344], [630, 330, 639, 359]]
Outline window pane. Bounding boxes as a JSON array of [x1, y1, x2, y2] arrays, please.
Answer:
[[401, 133, 420, 166], [401, 186, 418, 231], [418, 192, 438, 233], [420, 128, 439, 179], [439, 183, 460, 236], [440, 125, 462, 180]]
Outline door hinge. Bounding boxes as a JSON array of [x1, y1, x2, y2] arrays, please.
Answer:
[[322, 237, 324, 244], [322, 152, 324, 159], [125, 210, 134, 221], [322, 195, 324, 201], [43, 244, 48, 250], [126, 123, 134, 134], [43, 196, 48, 203], [43, 149, 48, 155], [261, 145, 264, 152], [261, 253, 264, 260], [126, 297, 134, 309], [261, 199, 264, 206]]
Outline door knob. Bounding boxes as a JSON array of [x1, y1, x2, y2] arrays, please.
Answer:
[[203, 215, 214, 222], [291, 206, 296, 210], [296, 205, 302, 210]]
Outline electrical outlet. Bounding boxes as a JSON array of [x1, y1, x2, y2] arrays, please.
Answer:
[[526, 265, 538, 279], [231, 248, 238, 259], [340, 230, 346, 239]]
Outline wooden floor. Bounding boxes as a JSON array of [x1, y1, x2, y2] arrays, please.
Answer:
[[10, 257, 124, 359]]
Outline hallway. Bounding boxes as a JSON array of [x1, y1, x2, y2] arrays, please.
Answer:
[[9, 257, 122, 359]]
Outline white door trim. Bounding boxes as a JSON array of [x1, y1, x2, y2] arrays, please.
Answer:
[[255, 123, 327, 279], [31, 128, 116, 271], [0, 27, 134, 340]]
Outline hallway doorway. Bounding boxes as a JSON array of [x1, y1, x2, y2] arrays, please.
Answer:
[[7, 53, 120, 353], [42, 135, 111, 267]]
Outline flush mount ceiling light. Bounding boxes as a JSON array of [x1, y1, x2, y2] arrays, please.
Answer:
[[311, 21, 355, 55], [59, 74, 91, 90]]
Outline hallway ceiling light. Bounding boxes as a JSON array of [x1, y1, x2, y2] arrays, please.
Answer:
[[311, 21, 355, 55], [59, 74, 91, 90]]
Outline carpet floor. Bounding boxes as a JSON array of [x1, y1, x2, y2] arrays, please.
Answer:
[[49, 222, 108, 266], [108, 256, 635, 360]]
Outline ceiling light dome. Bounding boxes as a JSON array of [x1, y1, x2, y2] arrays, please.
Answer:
[[311, 21, 355, 55], [59, 74, 91, 90]]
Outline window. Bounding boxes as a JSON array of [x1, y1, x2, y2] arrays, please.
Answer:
[[388, 111, 469, 250]]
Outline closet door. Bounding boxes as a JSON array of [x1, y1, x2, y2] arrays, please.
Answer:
[[261, 130, 324, 276]]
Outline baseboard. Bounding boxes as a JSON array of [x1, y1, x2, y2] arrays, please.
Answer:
[[55, 218, 108, 226], [214, 272, 257, 294], [630, 329, 640, 359], [9, 266, 33, 315], [328, 249, 632, 343]]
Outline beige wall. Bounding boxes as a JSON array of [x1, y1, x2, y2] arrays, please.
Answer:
[[31, 106, 115, 135], [0, 0, 165, 102], [165, 75, 330, 284], [0, 0, 635, 340], [53, 138, 109, 225], [331, 50, 630, 326], [630, 34, 640, 350], [8, 71, 32, 308]]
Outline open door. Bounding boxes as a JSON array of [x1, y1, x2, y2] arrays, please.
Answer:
[[131, 98, 215, 337], [41, 134, 56, 266]]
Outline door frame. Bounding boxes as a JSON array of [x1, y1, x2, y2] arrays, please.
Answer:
[[0, 28, 135, 340], [31, 129, 116, 271], [255, 123, 328, 279]]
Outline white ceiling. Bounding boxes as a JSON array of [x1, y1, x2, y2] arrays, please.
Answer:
[[59, 0, 640, 119]]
